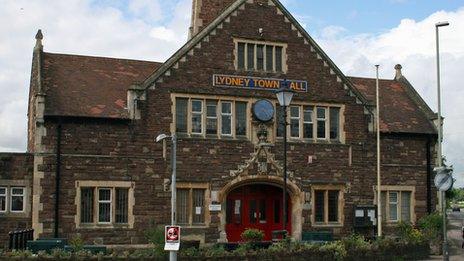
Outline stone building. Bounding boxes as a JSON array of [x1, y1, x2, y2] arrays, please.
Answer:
[[0, 0, 438, 247]]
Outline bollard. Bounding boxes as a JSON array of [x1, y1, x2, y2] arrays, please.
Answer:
[[8, 231, 13, 250]]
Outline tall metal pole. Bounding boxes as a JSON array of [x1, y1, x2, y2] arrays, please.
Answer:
[[375, 65, 382, 238], [282, 105, 288, 235], [170, 134, 177, 261], [435, 22, 449, 261]]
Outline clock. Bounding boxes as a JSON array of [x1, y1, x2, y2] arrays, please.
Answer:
[[253, 99, 275, 122]]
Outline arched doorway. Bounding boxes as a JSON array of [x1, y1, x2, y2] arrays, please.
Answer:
[[225, 184, 291, 242]]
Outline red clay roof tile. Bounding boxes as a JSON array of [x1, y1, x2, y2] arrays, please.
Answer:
[[348, 76, 436, 134], [42, 52, 162, 119]]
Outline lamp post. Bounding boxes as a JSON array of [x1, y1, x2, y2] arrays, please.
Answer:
[[275, 80, 294, 235], [156, 133, 177, 261], [435, 21, 449, 261]]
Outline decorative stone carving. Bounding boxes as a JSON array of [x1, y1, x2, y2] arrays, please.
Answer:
[[229, 123, 294, 179]]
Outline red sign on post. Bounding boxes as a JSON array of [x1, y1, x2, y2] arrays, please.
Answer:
[[164, 225, 181, 251]]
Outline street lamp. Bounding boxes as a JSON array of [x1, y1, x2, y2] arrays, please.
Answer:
[[435, 20, 449, 261], [155, 133, 177, 261], [275, 80, 295, 235]]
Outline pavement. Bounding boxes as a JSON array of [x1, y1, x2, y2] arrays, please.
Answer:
[[424, 210, 464, 261]]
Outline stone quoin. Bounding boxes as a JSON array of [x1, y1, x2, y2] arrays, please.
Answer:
[[0, 0, 439, 247]]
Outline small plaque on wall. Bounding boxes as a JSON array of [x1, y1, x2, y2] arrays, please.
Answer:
[[209, 204, 222, 211]]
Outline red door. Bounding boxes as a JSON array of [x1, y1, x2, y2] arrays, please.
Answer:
[[226, 184, 291, 242]]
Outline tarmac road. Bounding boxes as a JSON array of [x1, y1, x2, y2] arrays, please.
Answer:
[[427, 210, 464, 260]]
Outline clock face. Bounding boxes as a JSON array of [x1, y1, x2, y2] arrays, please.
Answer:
[[253, 99, 275, 122]]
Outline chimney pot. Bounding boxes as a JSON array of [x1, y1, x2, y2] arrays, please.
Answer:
[[394, 64, 403, 80]]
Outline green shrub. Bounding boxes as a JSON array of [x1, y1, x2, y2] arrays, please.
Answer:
[[241, 228, 265, 242], [397, 221, 426, 244], [144, 224, 166, 256], [418, 212, 443, 241], [205, 244, 228, 257], [69, 234, 84, 252]]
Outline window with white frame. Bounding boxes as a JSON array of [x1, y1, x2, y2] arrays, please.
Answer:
[[379, 190, 413, 223], [236, 40, 286, 72], [277, 105, 342, 142], [10, 187, 25, 213], [0, 187, 6, 213], [78, 185, 130, 226], [175, 96, 248, 139]]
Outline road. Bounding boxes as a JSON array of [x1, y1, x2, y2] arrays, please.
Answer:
[[446, 210, 464, 260], [427, 210, 464, 260]]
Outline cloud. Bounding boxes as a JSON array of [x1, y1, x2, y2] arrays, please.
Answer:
[[316, 8, 464, 187], [0, 0, 191, 153]]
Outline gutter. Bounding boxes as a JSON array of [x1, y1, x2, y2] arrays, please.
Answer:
[[54, 119, 62, 238]]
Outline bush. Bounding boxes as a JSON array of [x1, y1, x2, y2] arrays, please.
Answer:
[[418, 212, 442, 241], [69, 234, 84, 252], [144, 224, 166, 256], [241, 228, 264, 242], [397, 221, 426, 244]]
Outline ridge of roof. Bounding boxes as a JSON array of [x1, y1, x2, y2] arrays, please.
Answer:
[[43, 51, 163, 65], [396, 76, 436, 120]]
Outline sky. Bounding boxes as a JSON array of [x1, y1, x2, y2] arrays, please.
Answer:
[[0, 0, 463, 186]]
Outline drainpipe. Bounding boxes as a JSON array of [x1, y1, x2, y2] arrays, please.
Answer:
[[426, 137, 432, 214], [54, 119, 62, 238]]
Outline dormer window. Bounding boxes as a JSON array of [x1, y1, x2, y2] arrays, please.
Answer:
[[235, 39, 286, 73]]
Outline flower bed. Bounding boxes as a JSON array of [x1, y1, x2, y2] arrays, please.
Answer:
[[0, 236, 429, 261]]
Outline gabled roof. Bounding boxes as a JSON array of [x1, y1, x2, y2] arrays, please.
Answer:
[[42, 52, 161, 119], [140, 0, 371, 113], [349, 76, 437, 134]]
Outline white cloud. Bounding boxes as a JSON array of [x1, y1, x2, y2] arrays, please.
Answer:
[[316, 8, 464, 187], [0, 0, 191, 153]]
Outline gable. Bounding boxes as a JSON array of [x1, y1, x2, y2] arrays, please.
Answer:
[[140, 0, 372, 115]]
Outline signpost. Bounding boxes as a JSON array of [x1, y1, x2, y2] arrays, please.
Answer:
[[164, 225, 181, 251]]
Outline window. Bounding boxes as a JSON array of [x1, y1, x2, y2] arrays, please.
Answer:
[[316, 107, 327, 139], [206, 101, 218, 135], [98, 188, 111, 223], [312, 186, 344, 225], [303, 106, 313, 139], [378, 188, 413, 223], [80, 187, 94, 223], [175, 96, 248, 139], [290, 106, 300, 138], [276, 104, 342, 142], [235, 102, 247, 136], [176, 98, 188, 133], [330, 108, 340, 140], [0, 185, 29, 215], [235, 40, 286, 72], [10, 187, 25, 212], [221, 102, 232, 136], [0, 187, 6, 213], [76, 181, 133, 228], [191, 100, 203, 134], [177, 186, 207, 226]]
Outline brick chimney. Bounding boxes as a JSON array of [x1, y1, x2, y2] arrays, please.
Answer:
[[189, 0, 236, 39], [394, 64, 403, 80]]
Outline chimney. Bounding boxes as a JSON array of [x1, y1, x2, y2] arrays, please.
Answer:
[[189, 0, 236, 39], [394, 64, 403, 80]]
